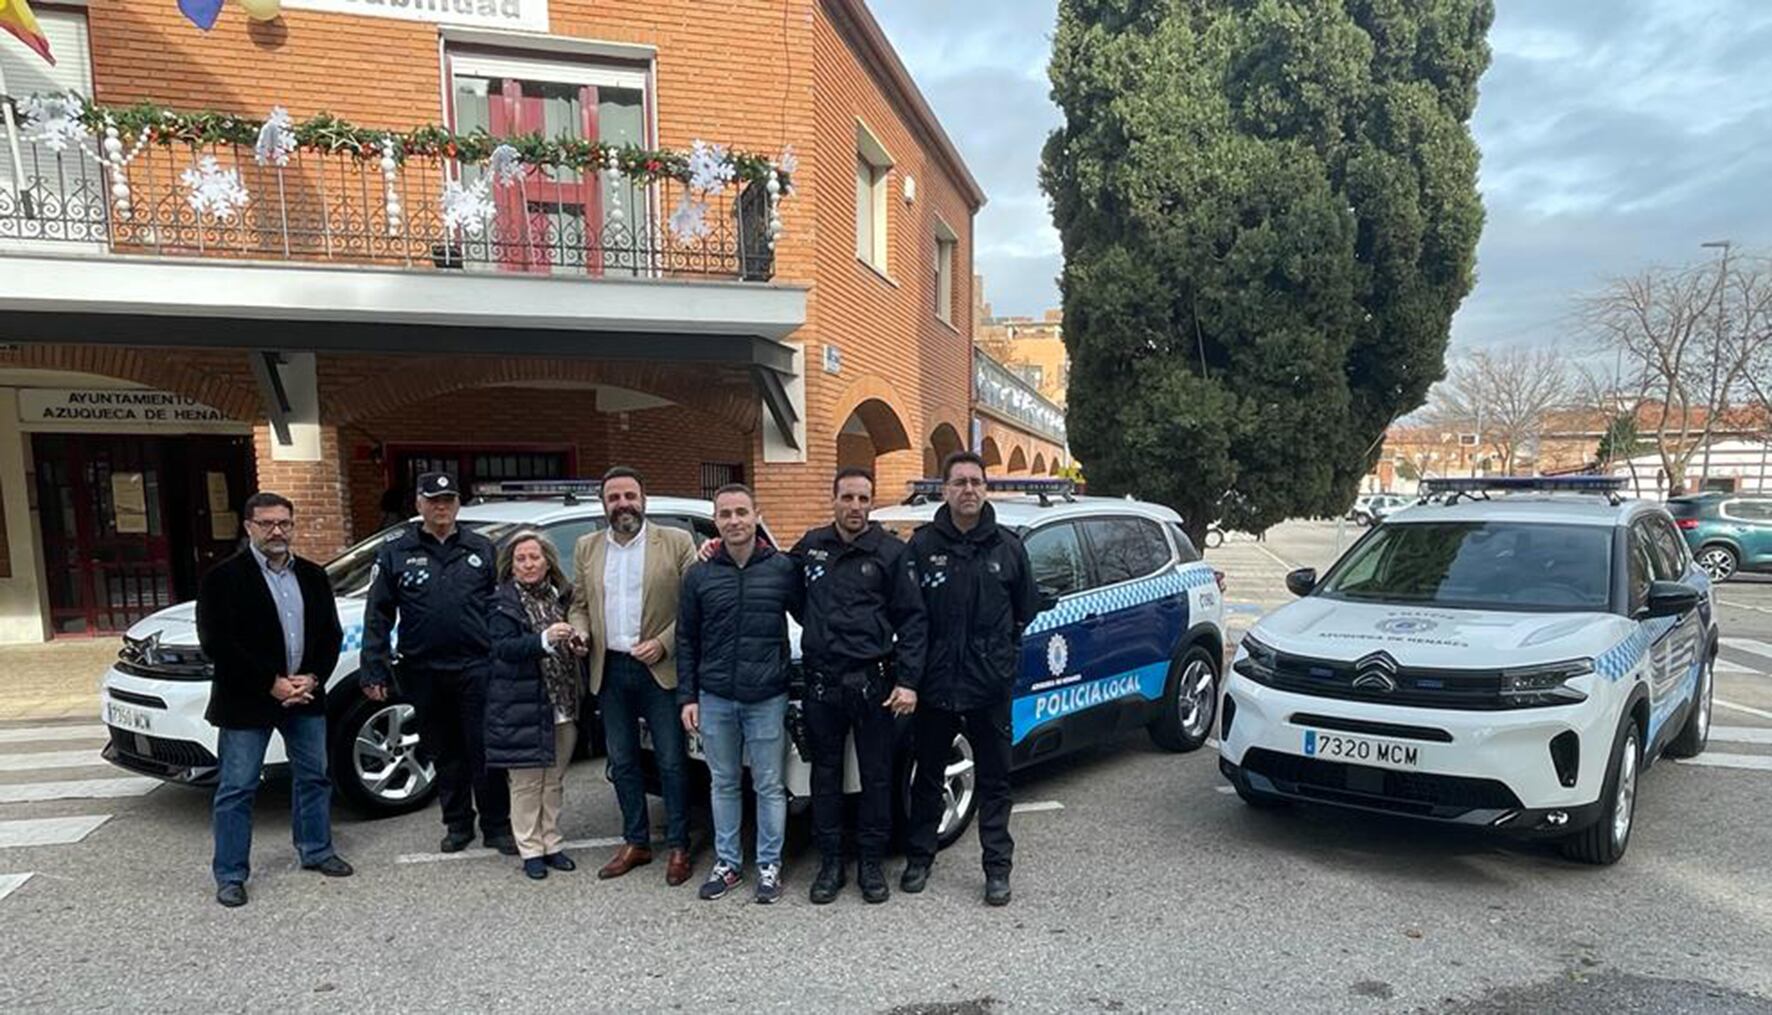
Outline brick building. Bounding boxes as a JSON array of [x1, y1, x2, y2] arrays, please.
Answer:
[[0, 0, 985, 642], [968, 276, 1069, 476]]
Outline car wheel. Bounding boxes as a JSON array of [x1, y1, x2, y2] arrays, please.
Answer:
[[1204, 527, 1225, 549], [1666, 654, 1713, 759], [1559, 720, 1640, 866], [1354, 513, 1372, 527], [898, 728, 978, 851], [1149, 646, 1218, 752], [331, 696, 437, 816], [1696, 544, 1738, 582]]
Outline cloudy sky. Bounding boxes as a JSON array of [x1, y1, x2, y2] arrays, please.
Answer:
[[871, 0, 1772, 354]]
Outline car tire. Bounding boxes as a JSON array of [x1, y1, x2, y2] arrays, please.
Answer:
[[1695, 544, 1739, 583], [1204, 527, 1225, 550], [1559, 719, 1640, 866], [330, 694, 437, 816], [895, 728, 978, 852], [1149, 645, 1219, 753], [1665, 654, 1713, 760], [1354, 513, 1372, 527]]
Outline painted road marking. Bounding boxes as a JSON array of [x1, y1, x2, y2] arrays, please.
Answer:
[[1677, 753, 1772, 772], [1710, 726, 1772, 746], [1215, 786, 1238, 795], [1719, 598, 1772, 617], [0, 750, 107, 774], [1010, 800, 1065, 815], [0, 778, 159, 805], [395, 835, 626, 865], [0, 815, 110, 850], [1720, 638, 1772, 663], [0, 872, 33, 903], [0, 725, 107, 745], [1713, 658, 1757, 675], [1716, 699, 1772, 721]]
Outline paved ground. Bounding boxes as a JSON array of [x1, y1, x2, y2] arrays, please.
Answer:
[[0, 521, 1768, 1012], [0, 639, 119, 720]]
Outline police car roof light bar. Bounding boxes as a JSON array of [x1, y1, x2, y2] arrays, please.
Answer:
[[470, 479, 604, 505], [1418, 475, 1628, 506], [904, 477, 1077, 506]]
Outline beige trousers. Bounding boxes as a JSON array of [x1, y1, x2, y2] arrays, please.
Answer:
[[507, 722, 577, 860]]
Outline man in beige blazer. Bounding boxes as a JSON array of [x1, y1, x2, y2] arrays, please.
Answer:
[[567, 466, 699, 885]]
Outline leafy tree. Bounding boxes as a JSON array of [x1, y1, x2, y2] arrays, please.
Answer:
[[1042, 0, 1491, 541]]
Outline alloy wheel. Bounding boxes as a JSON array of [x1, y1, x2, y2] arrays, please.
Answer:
[[353, 703, 435, 804]]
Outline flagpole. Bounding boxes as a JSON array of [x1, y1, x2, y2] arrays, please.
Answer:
[[0, 61, 30, 216]]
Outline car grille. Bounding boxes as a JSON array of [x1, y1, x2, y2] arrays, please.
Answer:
[[1241, 747, 1522, 816], [116, 635, 212, 681], [107, 728, 219, 769], [1268, 651, 1507, 710]]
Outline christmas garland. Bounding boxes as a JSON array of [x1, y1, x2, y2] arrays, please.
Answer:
[[66, 99, 795, 188]]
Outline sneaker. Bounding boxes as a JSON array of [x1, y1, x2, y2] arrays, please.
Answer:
[[755, 863, 783, 905], [698, 862, 743, 901], [900, 862, 930, 894], [858, 860, 890, 904], [523, 857, 548, 881], [809, 856, 845, 905], [984, 871, 1011, 907]]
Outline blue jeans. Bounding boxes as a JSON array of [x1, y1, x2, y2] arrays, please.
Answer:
[[599, 652, 689, 850], [698, 692, 788, 869], [212, 713, 334, 886]]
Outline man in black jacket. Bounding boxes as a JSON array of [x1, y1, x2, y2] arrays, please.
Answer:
[[792, 467, 926, 905], [902, 452, 1039, 906], [196, 491, 350, 908], [677, 483, 803, 904], [360, 472, 515, 855]]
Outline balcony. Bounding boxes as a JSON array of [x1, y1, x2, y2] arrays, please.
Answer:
[[0, 135, 776, 281], [975, 350, 1067, 445]]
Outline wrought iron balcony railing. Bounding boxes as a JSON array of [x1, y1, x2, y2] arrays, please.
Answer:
[[0, 133, 775, 282], [975, 350, 1067, 444]]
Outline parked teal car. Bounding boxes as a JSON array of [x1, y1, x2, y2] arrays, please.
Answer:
[[1667, 493, 1772, 581]]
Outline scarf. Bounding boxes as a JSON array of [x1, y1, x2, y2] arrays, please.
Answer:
[[515, 579, 579, 719]]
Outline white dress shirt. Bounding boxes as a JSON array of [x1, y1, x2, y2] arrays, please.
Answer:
[[603, 523, 648, 654]]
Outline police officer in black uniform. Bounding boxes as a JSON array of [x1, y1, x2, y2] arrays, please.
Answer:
[[360, 472, 515, 855], [902, 451, 1038, 907], [792, 467, 927, 906]]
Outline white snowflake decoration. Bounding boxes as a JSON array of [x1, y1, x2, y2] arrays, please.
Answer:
[[488, 143, 524, 185], [181, 156, 250, 221], [19, 93, 89, 153], [668, 193, 710, 241], [776, 145, 798, 179], [254, 106, 297, 167], [685, 140, 735, 196], [441, 179, 496, 238]]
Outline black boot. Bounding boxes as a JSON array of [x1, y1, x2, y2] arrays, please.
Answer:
[[809, 856, 846, 905], [858, 859, 890, 904]]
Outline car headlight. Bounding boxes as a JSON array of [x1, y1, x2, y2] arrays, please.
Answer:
[[1233, 634, 1280, 685], [1499, 660, 1592, 708]]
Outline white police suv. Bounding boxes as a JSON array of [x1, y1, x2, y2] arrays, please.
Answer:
[[99, 481, 750, 816], [871, 478, 1227, 847], [1219, 477, 1718, 864]]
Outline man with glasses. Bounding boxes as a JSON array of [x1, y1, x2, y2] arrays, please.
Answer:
[[901, 452, 1038, 906], [196, 492, 350, 907], [361, 472, 515, 855]]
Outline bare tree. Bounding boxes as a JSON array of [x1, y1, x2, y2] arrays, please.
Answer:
[[1427, 347, 1575, 475], [1583, 255, 1772, 495]]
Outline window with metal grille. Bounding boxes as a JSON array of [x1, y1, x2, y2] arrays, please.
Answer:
[[700, 462, 744, 500]]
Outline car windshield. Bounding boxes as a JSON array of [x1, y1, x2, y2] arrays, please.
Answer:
[[325, 521, 517, 599], [1318, 521, 1613, 612]]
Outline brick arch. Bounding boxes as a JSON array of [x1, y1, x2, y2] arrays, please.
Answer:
[[827, 374, 917, 451], [0, 345, 260, 420], [327, 357, 759, 430], [979, 436, 1003, 469], [1007, 445, 1029, 475], [1032, 452, 1046, 475]]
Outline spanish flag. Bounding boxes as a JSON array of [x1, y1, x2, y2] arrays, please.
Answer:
[[0, 0, 53, 64]]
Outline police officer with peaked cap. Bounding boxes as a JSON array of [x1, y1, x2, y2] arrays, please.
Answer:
[[360, 471, 515, 854]]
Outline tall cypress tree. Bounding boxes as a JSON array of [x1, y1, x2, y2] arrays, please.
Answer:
[[1042, 0, 1491, 539]]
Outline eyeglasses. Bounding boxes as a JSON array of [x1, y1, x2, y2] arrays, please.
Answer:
[[248, 518, 295, 532]]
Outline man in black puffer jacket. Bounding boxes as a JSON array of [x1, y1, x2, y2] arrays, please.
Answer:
[[902, 451, 1039, 907], [677, 483, 804, 905]]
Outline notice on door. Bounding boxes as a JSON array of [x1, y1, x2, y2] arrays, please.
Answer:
[[111, 472, 149, 534]]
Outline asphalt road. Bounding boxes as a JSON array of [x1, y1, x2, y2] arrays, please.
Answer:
[[0, 522, 1768, 1013]]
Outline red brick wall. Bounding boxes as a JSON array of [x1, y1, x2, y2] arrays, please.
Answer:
[[252, 423, 352, 561]]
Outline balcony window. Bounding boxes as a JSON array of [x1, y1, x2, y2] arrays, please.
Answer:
[[1, 8, 94, 235], [855, 121, 892, 273]]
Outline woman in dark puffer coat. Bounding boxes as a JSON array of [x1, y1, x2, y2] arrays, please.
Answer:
[[486, 529, 585, 880]]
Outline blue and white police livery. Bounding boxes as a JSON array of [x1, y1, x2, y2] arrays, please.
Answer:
[[877, 479, 1226, 791], [1219, 477, 1718, 865]]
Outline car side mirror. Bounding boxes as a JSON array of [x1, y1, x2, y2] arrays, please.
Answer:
[[1285, 568, 1318, 598], [1642, 580, 1699, 619]]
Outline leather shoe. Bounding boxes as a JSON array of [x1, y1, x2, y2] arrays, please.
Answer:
[[598, 844, 653, 880], [809, 856, 845, 905], [215, 882, 248, 908], [544, 853, 576, 872], [859, 860, 890, 904], [985, 872, 1011, 907], [666, 848, 693, 887], [524, 857, 548, 880], [900, 862, 930, 894], [303, 856, 354, 878], [483, 833, 520, 857], [439, 831, 475, 853]]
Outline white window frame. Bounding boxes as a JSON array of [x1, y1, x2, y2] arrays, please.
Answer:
[[855, 119, 893, 274], [448, 52, 649, 93], [933, 216, 958, 325]]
